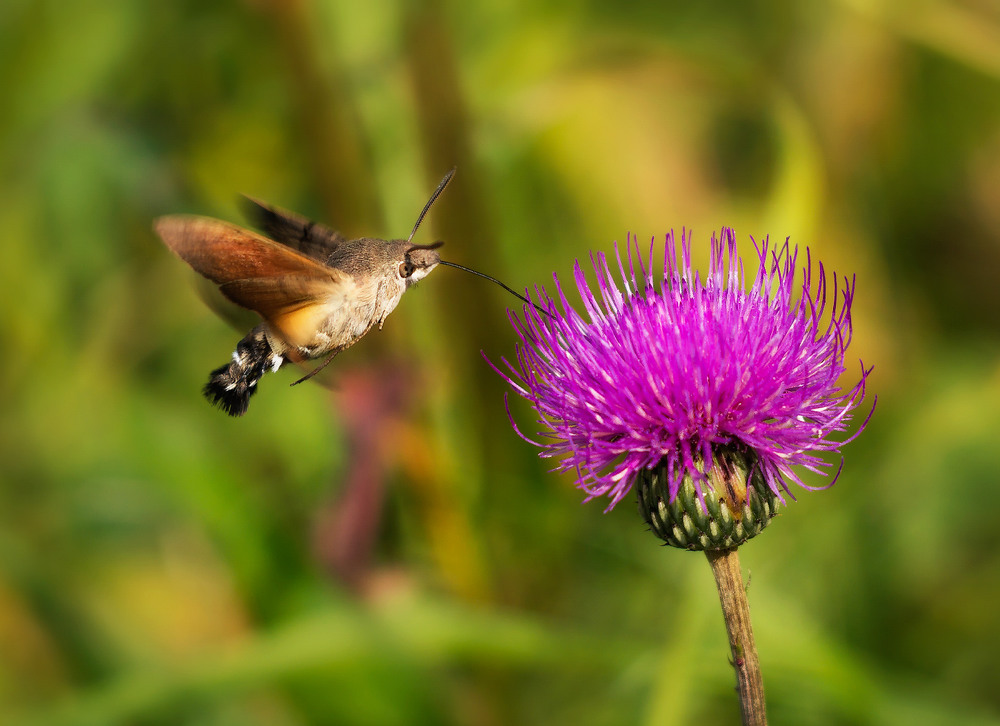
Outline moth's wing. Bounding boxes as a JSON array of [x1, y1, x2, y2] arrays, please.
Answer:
[[219, 276, 354, 350], [153, 215, 350, 349], [154, 215, 343, 282], [241, 196, 346, 262]]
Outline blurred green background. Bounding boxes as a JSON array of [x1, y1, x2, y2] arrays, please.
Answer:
[[2, 0, 1000, 724]]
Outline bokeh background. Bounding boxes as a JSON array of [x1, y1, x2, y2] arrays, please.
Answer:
[[2, 0, 1000, 724]]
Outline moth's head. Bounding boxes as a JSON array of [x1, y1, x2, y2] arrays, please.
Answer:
[[399, 241, 443, 287]]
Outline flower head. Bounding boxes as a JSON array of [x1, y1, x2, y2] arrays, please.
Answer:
[[492, 228, 873, 514]]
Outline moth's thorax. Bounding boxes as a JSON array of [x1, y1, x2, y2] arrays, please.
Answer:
[[265, 237, 439, 360], [286, 284, 401, 358]]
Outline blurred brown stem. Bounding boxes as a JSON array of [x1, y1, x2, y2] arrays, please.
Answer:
[[705, 548, 767, 726], [403, 0, 508, 357], [261, 0, 381, 235], [401, 0, 499, 606]]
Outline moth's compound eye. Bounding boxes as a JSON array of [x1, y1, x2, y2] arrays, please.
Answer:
[[399, 261, 415, 278]]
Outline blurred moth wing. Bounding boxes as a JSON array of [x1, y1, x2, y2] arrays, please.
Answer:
[[153, 216, 352, 350], [240, 196, 346, 261]]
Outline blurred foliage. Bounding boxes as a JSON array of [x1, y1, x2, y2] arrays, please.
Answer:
[[1, 0, 1000, 724]]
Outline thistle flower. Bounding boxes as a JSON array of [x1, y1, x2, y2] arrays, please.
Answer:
[[492, 228, 872, 548]]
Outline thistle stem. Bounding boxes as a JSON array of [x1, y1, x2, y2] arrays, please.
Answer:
[[705, 548, 767, 725]]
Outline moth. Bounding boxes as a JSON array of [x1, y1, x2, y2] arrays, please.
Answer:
[[154, 168, 535, 416]]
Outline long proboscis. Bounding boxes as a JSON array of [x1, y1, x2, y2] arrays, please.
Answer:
[[439, 260, 553, 319]]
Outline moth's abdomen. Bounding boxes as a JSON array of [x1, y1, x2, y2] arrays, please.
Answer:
[[203, 326, 283, 416]]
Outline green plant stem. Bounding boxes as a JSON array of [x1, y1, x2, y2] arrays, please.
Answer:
[[705, 548, 767, 726]]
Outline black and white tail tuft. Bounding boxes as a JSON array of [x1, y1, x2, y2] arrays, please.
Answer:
[[203, 326, 283, 416]]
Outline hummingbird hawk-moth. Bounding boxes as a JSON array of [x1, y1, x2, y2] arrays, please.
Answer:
[[154, 168, 536, 416]]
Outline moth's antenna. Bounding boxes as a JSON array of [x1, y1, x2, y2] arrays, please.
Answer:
[[407, 168, 549, 319], [408, 167, 457, 243], [439, 260, 553, 319]]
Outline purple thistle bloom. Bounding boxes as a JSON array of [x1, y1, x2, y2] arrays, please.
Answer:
[[491, 228, 874, 512]]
